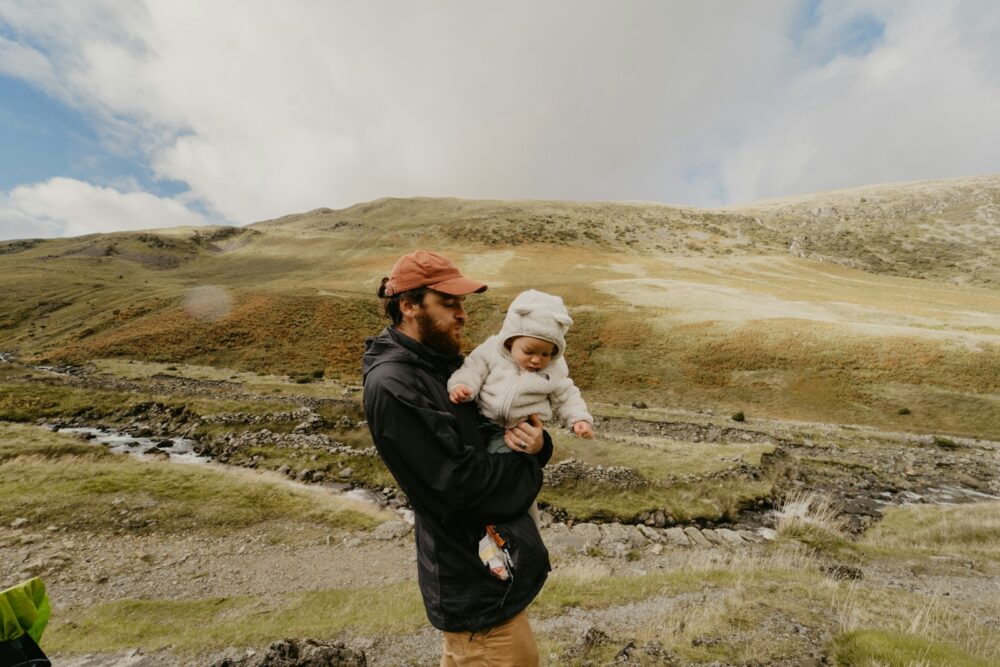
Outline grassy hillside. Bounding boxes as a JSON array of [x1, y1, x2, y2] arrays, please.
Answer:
[[1, 175, 999, 438]]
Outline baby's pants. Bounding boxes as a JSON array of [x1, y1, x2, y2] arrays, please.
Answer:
[[487, 432, 541, 527]]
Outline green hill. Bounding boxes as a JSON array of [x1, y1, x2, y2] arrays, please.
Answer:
[[2, 174, 999, 438]]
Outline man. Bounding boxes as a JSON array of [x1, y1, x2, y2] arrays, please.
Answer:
[[362, 250, 552, 666]]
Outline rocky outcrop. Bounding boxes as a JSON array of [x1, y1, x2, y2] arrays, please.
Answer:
[[542, 520, 775, 556], [212, 639, 366, 667]]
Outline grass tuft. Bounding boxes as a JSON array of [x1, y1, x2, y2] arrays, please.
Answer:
[[775, 492, 852, 553], [833, 629, 994, 667]]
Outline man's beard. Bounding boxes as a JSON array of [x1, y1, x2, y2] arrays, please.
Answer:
[[416, 312, 462, 356]]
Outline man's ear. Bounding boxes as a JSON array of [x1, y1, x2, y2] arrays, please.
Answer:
[[399, 296, 421, 319]]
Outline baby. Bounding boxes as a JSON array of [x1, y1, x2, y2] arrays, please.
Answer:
[[448, 289, 594, 457]]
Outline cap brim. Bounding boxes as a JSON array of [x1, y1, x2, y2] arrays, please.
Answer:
[[429, 276, 488, 295]]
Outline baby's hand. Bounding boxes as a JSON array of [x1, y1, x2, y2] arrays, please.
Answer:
[[449, 384, 473, 404], [573, 421, 594, 439]]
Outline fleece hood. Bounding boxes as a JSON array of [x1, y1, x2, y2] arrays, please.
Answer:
[[499, 290, 573, 359]]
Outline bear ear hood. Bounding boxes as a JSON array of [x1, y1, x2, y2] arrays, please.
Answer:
[[499, 289, 573, 359]]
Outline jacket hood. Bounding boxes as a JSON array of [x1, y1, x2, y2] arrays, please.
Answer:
[[499, 289, 573, 359]]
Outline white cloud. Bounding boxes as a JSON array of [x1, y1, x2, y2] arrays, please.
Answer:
[[0, 35, 56, 85], [720, 1, 1000, 203], [1, 0, 999, 224], [0, 177, 209, 240]]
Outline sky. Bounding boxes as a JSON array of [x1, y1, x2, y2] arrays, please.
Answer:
[[1, 0, 999, 241]]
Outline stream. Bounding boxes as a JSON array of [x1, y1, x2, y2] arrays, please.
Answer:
[[47, 423, 414, 524]]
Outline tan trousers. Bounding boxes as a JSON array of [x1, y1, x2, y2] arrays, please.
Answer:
[[440, 609, 539, 666]]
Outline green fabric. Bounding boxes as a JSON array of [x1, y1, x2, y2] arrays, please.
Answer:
[[0, 577, 50, 642]]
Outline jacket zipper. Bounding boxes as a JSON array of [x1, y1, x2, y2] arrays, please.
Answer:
[[497, 370, 524, 426]]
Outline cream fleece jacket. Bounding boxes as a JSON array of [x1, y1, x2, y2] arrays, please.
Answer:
[[448, 334, 593, 429]]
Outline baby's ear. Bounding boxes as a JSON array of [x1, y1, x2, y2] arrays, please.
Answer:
[[554, 314, 573, 327], [513, 306, 532, 316]]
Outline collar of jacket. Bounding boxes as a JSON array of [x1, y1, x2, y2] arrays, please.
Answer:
[[366, 327, 465, 380]]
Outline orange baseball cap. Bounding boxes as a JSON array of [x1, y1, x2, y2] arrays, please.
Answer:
[[383, 251, 487, 296]]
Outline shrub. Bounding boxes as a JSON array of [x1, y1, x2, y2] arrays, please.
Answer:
[[897, 407, 911, 415], [732, 411, 746, 422], [311, 369, 325, 379], [932, 436, 959, 449]]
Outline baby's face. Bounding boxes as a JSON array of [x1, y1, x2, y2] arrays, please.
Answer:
[[509, 336, 556, 372]]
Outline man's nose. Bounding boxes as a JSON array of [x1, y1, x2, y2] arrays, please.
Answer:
[[455, 303, 467, 320]]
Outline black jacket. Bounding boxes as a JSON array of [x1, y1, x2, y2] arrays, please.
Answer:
[[362, 327, 552, 632]]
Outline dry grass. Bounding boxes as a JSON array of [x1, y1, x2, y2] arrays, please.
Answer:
[[862, 501, 1000, 560], [775, 491, 853, 553]]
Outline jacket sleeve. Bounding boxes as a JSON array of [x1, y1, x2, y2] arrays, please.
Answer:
[[366, 364, 552, 525], [446, 339, 493, 398], [550, 358, 593, 426]]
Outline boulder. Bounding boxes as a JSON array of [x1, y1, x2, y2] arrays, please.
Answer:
[[756, 527, 778, 541], [211, 638, 367, 667], [700, 529, 726, 546], [636, 524, 663, 544], [663, 527, 691, 547], [371, 521, 411, 541], [715, 528, 747, 546], [683, 527, 713, 548], [569, 522, 603, 552]]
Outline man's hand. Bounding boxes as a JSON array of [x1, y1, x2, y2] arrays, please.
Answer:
[[504, 414, 544, 454], [449, 384, 473, 404], [573, 421, 594, 439]]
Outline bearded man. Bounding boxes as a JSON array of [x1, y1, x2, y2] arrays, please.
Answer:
[[362, 251, 552, 666]]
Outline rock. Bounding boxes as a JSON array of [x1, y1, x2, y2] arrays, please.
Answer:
[[636, 524, 663, 544], [683, 527, 713, 548], [211, 637, 367, 666], [579, 626, 611, 647], [277, 465, 291, 476], [546, 523, 596, 553], [570, 523, 603, 552], [542, 523, 585, 553], [298, 469, 314, 482], [663, 527, 691, 547], [716, 528, 747, 546], [371, 521, 411, 541], [700, 529, 726, 546], [595, 522, 639, 548], [623, 525, 649, 548], [652, 510, 668, 528], [598, 523, 631, 549], [311, 472, 325, 483], [631, 401, 648, 409], [737, 529, 764, 544], [641, 640, 677, 663], [615, 640, 638, 663], [143, 447, 169, 459], [338, 468, 353, 479], [10, 517, 28, 529], [156, 439, 174, 447], [756, 527, 778, 541], [820, 564, 865, 580]]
